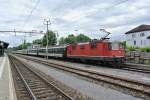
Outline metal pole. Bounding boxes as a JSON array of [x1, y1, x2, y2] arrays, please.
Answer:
[[43, 19, 51, 60], [46, 21, 49, 60]]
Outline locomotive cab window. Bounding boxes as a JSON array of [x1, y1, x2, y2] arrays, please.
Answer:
[[110, 42, 120, 50], [108, 43, 111, 50], [119, 43, 124, 49], [91, 42, 97, 49], [80, 45, 85, 49]]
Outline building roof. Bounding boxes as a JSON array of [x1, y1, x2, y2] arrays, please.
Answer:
[[0, 41, 9, 49], [125, 24, 150, 34]]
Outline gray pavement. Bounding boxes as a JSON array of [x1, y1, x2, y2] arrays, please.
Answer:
[[21, 55, 150, 84], [0, 54, 16, 100], [19, 57, 143, 100], [47, 58, 150, 84]]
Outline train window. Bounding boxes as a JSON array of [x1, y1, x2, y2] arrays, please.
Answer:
[[119, 43, 124, 49], [63, 48, 66, 52], [42, 49, 45, 53], [58, 48, 60, 53], [48, 49, 51, 53], [80, 45, 85, 49], [108, 43, 112, 50], [57, 48, 59, 53], [111, 42, 119, 50], [91, 42, 97, 49], [55, 48, 57, 53], [60, 48, 63, 53], [54, 48, 56, 53]]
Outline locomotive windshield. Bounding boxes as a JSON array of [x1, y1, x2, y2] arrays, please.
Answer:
[[109, 42, 124, 50]]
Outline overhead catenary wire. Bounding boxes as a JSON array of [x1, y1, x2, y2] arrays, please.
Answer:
[[106, 0, 130, 10], [23, 0, 41, 27]]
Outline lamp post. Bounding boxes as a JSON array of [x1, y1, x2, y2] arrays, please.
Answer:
[[43, 18, 51, 59]]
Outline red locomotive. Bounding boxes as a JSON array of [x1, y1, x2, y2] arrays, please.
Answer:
[[67, 40, 125, 63]]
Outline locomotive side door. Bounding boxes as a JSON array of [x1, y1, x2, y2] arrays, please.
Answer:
[[67, 46, 72, 56]]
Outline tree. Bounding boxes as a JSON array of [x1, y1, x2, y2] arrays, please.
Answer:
[[13, 42, 31, 50], [33, 39, 42, 44], [76, 34, 91, 43], [59, 34, 91, 45], [42, 30, 57, 46], [59, 37, 66, 45], [65, 34, 77, 44]]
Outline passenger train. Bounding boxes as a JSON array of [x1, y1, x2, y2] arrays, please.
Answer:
[[15, 40, 125, 64]]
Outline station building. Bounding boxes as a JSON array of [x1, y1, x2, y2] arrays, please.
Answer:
[[0, 40, 9, 56], [125, 24, 150, 47]]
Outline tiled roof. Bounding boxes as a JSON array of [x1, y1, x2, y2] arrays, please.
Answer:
[[125, 24, 150, 34]]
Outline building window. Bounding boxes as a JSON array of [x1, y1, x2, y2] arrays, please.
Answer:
[[134, 40, 136, 45], [132, 34, 136, 38], [144, 40, 146, 45], [141, 40, 142, 45], [140, 33, 144, 37]]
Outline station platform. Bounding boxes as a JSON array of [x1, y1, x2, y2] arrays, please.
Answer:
[[0, 54, 16, 100]]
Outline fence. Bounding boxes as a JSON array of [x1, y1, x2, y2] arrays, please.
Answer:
[[126, 51, 150, 64]]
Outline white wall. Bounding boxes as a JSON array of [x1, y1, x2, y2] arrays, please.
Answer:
[[126, 30, 150, 47]]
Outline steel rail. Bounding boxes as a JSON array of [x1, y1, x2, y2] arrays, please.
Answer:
[[10, 55, 73, 100], [9, 56, 37, 100], [121, 64, 150, 74], [16, 55, 150, 95]]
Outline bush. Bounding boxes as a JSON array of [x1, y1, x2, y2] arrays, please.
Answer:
[[127, 46, 139, 52], [126, 46, 150, 53], [140, 47, 150, 52]]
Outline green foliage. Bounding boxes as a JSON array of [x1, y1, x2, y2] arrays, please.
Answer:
[[59, 34, 91, 45], [126, 46, 150, 53], [33, 39, 42, 44], [76, 34, 91, 43], [42, 30, 57, 46], [140, 47, 150, 52], [126, 46, 138, 52], [127, 46, 135, 52], [59, 37, 66, 45], [122, 41, 127, 48], [13, 42, 31, 50], [65, 34, 77, 44]]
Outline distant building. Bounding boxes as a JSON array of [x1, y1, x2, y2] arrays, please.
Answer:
[[27, 44, 41, 49], [0, 40, 9, 55], [125, 24, 150, 47]]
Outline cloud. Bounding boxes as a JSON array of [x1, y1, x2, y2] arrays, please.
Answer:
[[0, 0, 149, 47]]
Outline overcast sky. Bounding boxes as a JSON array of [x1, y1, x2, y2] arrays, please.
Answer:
[[0, 0, 150, 47]]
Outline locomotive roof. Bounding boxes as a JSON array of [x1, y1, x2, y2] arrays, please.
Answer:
[[74, 40, 110, 45], [39, 45, 67, 49]]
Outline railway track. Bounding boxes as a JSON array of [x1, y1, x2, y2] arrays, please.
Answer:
[[14, 54, 150, 99], [120, 64, 150, 74], [9, 55, 73, 100]]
